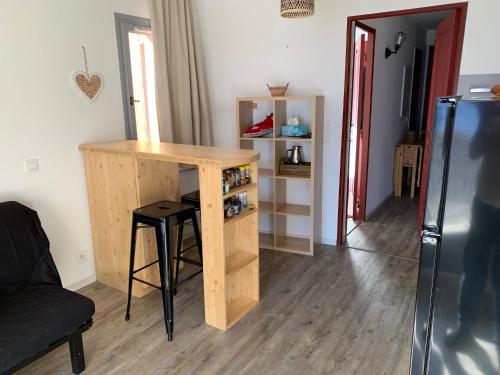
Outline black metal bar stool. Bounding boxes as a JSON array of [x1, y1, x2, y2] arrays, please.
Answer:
[[124, 200, 201, 341], [181, 189, 200, 210], [175, 190, 203, 288]]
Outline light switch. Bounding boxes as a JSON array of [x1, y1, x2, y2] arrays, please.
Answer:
[[24, 158, 39, 174]]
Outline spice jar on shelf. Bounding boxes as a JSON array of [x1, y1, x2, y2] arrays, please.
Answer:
[[242, 192, 248, 208], [245, 165, 251, 182], [239, 166, 247, 185], [222, 175, 230, 194], [222, 165, 252, 194]]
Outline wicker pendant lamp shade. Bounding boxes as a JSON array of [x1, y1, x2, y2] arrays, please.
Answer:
[[280, 0, 314, 18]]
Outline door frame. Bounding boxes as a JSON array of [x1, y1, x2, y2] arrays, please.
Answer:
[[351, 21, 375, 223], [336, 2, 468, 245], [114, 13, 151, 140]]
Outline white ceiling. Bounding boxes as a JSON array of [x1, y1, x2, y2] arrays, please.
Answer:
[[409, 10, 453, 30]]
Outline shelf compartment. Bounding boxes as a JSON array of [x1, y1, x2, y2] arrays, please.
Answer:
[[223, 183, 257, 199], [226, 251, 258, 276], [259, 201, 274, 213], [275, 203, 310, 217], [226, 295, 258, 329], [224, 207, 258, 225], [259, 168, 274, 177], [259, 232, 274, 249], [275, 173, 310, 180], [240, 137, 274, 141], [275, 137, 312, 142], [275, 235, 311, 254]]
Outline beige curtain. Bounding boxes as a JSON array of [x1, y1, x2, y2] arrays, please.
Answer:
[[150, 0, 213, 145]]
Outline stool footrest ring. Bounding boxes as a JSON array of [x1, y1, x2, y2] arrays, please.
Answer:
[[131, 276, 162, 290], [132, 259, 159, 274], [175, 256, 202, 267]]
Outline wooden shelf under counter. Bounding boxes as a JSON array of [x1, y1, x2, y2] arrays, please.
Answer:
[[224, 207, 258, 225], [223, 183, 257, 200], [225, 251, 257, 276], [226, 295, 258, 329]]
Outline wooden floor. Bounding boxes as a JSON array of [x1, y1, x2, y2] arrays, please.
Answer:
[[19, 244, 418, 375], [346, 197, 421, 260]]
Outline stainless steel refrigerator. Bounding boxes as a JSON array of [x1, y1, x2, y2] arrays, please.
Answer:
[[411, 97, 500, 374]]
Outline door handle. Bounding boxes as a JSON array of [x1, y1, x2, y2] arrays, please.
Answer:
[[129, 96, 140, 106], [422, 228, 441, 245]]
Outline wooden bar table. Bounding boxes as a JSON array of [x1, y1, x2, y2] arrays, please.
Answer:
[[79, 140, 260, 331]]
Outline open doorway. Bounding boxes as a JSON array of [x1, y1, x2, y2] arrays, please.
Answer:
[[115, 13, 159, 142], [337, 3, 467, 255], [346, 22, 375, 234]]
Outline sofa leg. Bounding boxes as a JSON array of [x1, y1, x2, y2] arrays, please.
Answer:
[[69, 332, 86, 374]]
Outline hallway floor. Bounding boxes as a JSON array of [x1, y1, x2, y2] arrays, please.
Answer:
[[346, 196, 421, 260]]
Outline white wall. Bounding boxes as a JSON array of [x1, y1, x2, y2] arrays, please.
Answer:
[[194, 0, 500, 244], [362, 16, 426, 216], [0, 0, 150, 288], [426, 30, 437, 45], [2, 0, 499, 289]]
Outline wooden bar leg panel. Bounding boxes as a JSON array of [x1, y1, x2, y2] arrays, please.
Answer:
[[250, 161, 260, 299], [198, 164, 227, 330]]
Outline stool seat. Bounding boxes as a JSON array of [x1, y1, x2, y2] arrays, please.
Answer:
[[181, 190, 200, 209], [134, 201, 194, 221]]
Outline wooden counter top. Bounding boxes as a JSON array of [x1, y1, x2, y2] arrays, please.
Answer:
[[79, 140, 259, 168]]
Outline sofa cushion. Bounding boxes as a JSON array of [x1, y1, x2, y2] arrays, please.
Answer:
[[0, 201, 61, 292], [0, 285, 95, 373]]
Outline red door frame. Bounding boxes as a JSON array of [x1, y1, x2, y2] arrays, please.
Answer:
[[337, 2, 468, 246], [352, 22, 375, 222], [351, 33, 366, 221]]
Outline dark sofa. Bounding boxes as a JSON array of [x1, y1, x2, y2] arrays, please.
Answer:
[[0, 202, 95, 374]]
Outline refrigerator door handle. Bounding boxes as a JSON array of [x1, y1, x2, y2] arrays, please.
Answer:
[[422, 233, 439, 246], [422, 227, 441, 246], [422, 224, 439, 233]]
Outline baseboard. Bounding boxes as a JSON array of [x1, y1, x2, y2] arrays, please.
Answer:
[[66, 275, 97, 291]]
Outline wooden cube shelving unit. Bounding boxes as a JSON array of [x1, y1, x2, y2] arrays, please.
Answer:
[[236, 96, 324, 256]]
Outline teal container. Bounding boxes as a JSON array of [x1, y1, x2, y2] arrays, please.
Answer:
[[280, 125, 310, 137]]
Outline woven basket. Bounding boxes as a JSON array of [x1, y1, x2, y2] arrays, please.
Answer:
[[267, 83, 289, 97], [279, 160, 311, 177], [281, 0, 314, 18]]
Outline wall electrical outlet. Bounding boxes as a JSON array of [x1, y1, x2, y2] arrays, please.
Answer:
[[77, 250, 89, 264]]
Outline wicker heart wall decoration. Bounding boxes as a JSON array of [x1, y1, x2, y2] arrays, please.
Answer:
[[73, 46, 103, 100]]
